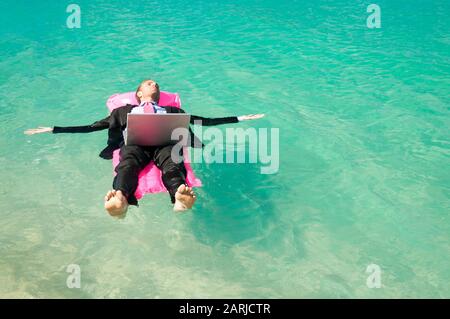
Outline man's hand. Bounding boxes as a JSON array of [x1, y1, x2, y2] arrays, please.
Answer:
[[237, 114, 265, 121], [24, 127, 53, 135]]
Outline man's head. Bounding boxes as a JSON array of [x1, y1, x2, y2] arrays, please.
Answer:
[[135, 79, 160, 104]]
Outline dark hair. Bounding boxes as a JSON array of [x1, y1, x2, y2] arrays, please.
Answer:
[[135, 81, 145, 104]]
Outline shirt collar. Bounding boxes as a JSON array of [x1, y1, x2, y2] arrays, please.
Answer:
[[139, 100, 158, 107]]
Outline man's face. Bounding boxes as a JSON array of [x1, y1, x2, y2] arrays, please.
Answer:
[[139, 80, 160, 99]]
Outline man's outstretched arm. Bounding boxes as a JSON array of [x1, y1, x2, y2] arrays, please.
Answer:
[[24, 115, 111, 135], [190, 114, 265, 126]]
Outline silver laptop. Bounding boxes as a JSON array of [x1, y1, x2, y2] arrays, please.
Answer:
[[125, 113, 191, 146]]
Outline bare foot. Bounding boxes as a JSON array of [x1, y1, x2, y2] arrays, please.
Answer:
[[173, 184, 196, 212], [104, 190, 129, 217]]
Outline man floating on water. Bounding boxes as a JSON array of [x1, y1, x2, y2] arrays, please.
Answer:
[[25, 80, 264, 216]]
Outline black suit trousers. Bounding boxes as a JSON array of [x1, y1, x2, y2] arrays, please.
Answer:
[[112, 144, 187, 206]]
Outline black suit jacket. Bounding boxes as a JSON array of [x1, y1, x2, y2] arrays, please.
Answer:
[[53, 104, 239, 160]]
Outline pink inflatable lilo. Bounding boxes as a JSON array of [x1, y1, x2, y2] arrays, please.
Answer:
[[106, 91, 202, 200]]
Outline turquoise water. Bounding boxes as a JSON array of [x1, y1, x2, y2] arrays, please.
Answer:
[[1, 0, 449, 298]]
